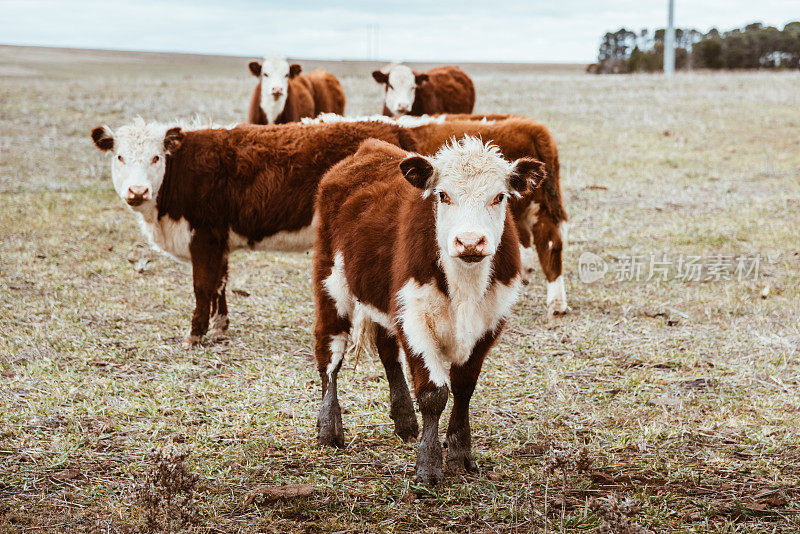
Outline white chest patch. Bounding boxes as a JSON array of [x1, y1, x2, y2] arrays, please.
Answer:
[[136, 212, 193, 262], [395, 274, 521, 387], [260, 93, 288, 125]]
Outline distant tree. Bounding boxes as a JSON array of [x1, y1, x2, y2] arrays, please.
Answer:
[[591, 20, 800, 73], [693, 38, 723, 68]]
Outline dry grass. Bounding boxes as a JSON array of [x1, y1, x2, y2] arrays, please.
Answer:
[[1, 45, 799, 533]]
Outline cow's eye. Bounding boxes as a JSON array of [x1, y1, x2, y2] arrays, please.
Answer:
[[492, 193, 505, 205], [263, 73, 269, 77], [117, 155, 124, 163], [438, 191, 451, 204], [151, 155, 160, 164]]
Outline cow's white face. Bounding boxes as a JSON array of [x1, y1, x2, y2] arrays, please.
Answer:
[[91, 119, 184, 212], [385, 65, 417, 116], [260, 57, 289, 106], [400, 137, 545, 265]]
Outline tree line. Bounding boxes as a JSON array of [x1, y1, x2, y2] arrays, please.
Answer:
[[587, 21, 800, 73]]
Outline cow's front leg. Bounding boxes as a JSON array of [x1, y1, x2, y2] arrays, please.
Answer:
[[184, 229, 226, 347], [407, 351, 449, 485], [446, 333, 493, 474], [208, 258, 229, 342]]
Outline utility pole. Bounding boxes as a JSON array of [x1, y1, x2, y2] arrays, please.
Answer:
[[663, 0, 675, 75], [366, 24, 379, 60]]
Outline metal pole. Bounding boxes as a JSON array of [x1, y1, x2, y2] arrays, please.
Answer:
[[664, 0, 675, 75]]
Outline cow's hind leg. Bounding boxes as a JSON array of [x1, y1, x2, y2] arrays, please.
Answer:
[[317, 330, 348, 448], [209, 258, 229, 342], [375, 327, 418, 441], [314, 269, 351, 447], [533, 215, 568, 318]]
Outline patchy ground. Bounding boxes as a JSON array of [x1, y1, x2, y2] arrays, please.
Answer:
[[1, 46, 799, 533]]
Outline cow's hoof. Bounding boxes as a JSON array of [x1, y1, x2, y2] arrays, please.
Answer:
[[391, 407, 419, 442], [317, 400, 345, 448], [209, 329, 229, 343], [317, 420, 345, 448], [181, 334, 202, 347], [415, 464, 444, 486], [546, 300, 570, 319], [446, 452, 478, 474], [395, 418, 419, 443]]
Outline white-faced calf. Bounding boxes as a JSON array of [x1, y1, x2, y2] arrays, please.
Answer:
[[91, 118, 415, 346], [313, 137, 544, 485], [248, 56, 345, 124], [372, 64, 475, 117]]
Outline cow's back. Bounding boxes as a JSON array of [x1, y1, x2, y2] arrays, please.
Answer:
[[304, 69, 346, 116], [427, 66, 475, 114], [280, 77, 316, 123]]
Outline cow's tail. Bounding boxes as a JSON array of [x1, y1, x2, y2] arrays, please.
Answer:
[[348, 303, 378, 367]]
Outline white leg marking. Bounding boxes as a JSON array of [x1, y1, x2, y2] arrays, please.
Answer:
[[327, 332, 348, 378], [546, 275, 568, 315]]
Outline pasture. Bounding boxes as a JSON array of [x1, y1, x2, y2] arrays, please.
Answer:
[[1, 45, 799, 532]]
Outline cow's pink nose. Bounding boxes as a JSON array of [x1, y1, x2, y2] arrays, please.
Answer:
[[271, 87, 284, 96], [397, 103, 410, 113], [454, 233, 487, 262], [126, 186, 150, 206]]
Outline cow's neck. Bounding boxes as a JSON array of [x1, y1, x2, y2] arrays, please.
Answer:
[[439, 252, 494, 304]]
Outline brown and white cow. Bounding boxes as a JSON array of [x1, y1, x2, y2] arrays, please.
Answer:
[[313, 137, 544, 484], [90, 118, 415, 346], [372, 64, 475, 118], [248, 56, 345, 124]]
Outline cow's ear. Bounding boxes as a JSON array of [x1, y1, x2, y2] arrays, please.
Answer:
[[414, 72, 429, 85], [372, 70, 388, 84], [289, 64, 302, 78], [399, 155, 434, 190], [509, 157, 545, 195], [163, 127, 184, 154], [91, 126, 114, 152], [249, 61, 262, 76]]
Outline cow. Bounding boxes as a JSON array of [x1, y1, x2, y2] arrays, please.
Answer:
[[303, 113, 569, 317], [313, 137, 544, 484], [248, 56, 345, 124], [372, 64, 475, 118], [90, 118, 416, 346]]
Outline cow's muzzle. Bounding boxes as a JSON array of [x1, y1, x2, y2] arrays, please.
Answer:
[[454, 232, 488, 263], [126, 186, 151, 207]]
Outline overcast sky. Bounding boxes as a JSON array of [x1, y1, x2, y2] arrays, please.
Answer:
[[0, 0, 797, 63]]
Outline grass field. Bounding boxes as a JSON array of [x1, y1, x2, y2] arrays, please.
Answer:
[[1, 45, 799, 533]]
